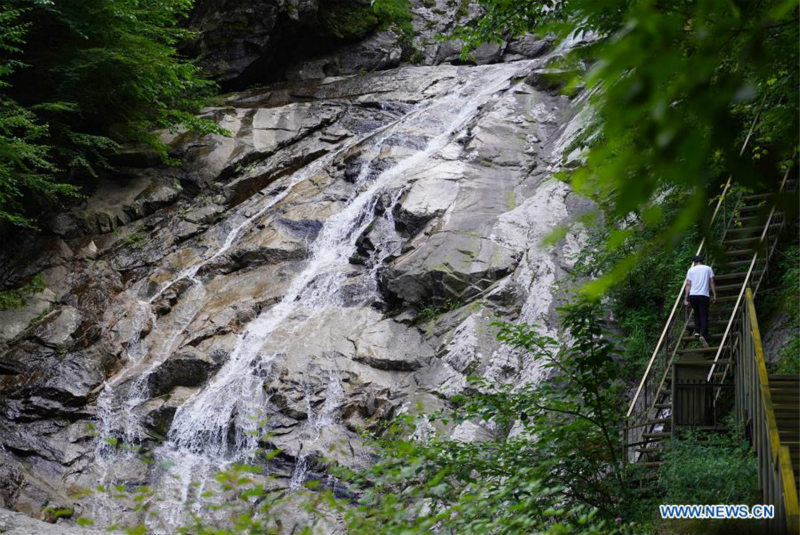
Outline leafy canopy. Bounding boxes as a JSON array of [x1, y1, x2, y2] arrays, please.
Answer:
[[0, 5, 76, 227], [0, 0, 223, 227], [456, 0, 799, 295]]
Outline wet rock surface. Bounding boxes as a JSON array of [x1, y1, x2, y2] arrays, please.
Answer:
[[0, 8, 592, 532]]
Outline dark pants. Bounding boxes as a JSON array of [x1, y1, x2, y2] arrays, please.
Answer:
[[689, 295, 710, 340]]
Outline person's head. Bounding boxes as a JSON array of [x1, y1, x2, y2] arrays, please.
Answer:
[[692, 255, 704, 265]]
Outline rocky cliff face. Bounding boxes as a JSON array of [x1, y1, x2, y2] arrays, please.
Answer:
[[0, 3, 591, 531], [186, 0, 547, 88]]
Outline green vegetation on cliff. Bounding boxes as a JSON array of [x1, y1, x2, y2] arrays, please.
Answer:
[[321, 0, 413, 41]]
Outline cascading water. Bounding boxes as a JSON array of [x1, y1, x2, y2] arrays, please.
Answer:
[[166, 62, 533, 451], [85, 60, 542, 531]]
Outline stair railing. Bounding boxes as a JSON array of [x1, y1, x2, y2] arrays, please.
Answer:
[[736, 288, 799, 534], [707, 167, 792, 384]]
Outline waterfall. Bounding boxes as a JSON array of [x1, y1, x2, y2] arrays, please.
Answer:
[[166, 61, 534, 455], [85, 59, 541, 531]]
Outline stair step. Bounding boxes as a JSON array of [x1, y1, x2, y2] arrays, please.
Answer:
[[734, 214, 782, 224], [717, 289, 744, 297], [625, 418, 670, 430], [773, 388, 800, 394], [677, 425, 730, 431], [716, 283, 746, 291], [770, 388, 800, 394], [676, 359, 732, 366], [642, 432, 672, 439], [771, 385, 800, 391], [725, 224, 781, 234], [681, 334, 724, 343], [709, 309, 742, 319], [774, 419, 800, 427], [742, 192, 775, 201], [714, 270, 763, 281], [725, 248, 761, 257], [716, 295, 740, 303], [723, 236, 763, 246], [737, 203, 767, 212], [770, 375, 800, 382], [677, 346, 725, 354], [724, 258, 764, 268]]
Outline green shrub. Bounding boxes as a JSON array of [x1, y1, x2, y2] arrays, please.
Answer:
[[372, 0, 414, 39], [775, 335, 800, 375], [0, 6, 79, 227], [572, 189, 700, 379], [321, 3, 380, 40], [414, 297, 463, 323], [659, 428, 758, 505], [0, 274, 46, 310]]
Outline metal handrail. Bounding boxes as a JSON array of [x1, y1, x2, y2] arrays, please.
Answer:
[[707, 167, 792, 382], [737, 288, 799, 534], [625, 106, 764, 419]]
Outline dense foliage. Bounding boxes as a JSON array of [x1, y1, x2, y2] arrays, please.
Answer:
[[0, 5, 77, 227], [457, 0, 799, 293], [659, 425, 758, 505], [0, 0, 222, 228], [427, 5, 797, 530]]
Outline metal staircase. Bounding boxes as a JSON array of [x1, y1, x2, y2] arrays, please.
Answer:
[[623, 172, 799, 533]]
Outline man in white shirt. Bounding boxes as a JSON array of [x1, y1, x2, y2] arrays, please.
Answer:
[[684, 255, 717, 347]]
